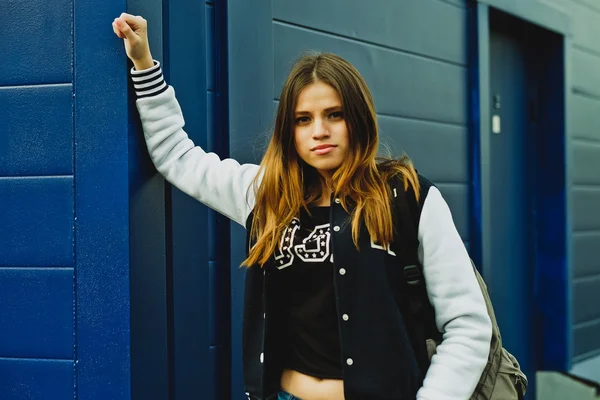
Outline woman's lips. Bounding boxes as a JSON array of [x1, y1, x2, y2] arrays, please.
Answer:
[[312, 145, 336, 155]]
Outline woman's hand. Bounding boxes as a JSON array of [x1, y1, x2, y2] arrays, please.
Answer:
[[112, 13, 154, 70]]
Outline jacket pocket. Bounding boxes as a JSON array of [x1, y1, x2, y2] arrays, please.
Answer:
[[491, 349, 528, 399]]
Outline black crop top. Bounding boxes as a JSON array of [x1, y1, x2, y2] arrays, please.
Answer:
[[270, 206, 343, 379]]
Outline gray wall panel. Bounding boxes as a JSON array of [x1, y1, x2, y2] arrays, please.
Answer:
[[574, 320, 600, 359], [573, 277, 600, 324], [572, 0, 600, 13], [273, 23, 468, 125], [440, 0, 466, 7], [573, 232, 600, 278], [570, 2, 600, 54], [563, 0, 600, 367], [377, 115, 468, 183], [272, 0, 467, 65], [572, 141, 600, 186], [573, 47, 600, 98], [572, 188, 600, 231], [572, 95, 600, 141]]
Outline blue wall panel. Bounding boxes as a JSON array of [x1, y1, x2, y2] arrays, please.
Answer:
[[0, 177, 73, 267], [164, 0, 211, 398], [0, 0, 72, 86], [207, 345, 218, 400], [207, 92, 216, 158], [206, 3, 216, 93], [0, 86, 72, 176], [227, 0, 274, 396], [206, 1, 234, 398], [0, 0, 76, 399], [0, 268, 73, 359], [209, 260, 219, 346], [74, 0, 131, 398], [125, 0, 170, 398], [0, 358, 73, 400]]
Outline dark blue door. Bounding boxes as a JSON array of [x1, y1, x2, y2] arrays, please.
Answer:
[[483, 8, 567, 398], [488, 11, 536, 386]]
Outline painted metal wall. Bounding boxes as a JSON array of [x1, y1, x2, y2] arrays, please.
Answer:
[[2, 0, 599, 398], [548, 0, 600, 367], [206, 1, 233, 398], [127, 0, 222, 398], [492, 0, 600, 378], [542, 0, 600, 379], [1, 0, 132, 399], [444, 0, 600, 381], [0, 0, 76, 394], [1, 0, 220, 398]]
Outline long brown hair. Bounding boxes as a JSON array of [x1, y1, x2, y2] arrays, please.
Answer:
[[242, 52, 419, 267]]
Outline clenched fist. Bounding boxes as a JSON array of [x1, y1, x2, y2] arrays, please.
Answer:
[[112, 13, 154, 70]]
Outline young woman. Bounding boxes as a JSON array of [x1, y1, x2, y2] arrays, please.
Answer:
[[113, 13, 492, 400]]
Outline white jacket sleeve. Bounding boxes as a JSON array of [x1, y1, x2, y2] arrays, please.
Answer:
[[416, 187, 493, 400], [133, 64, 260, 226]]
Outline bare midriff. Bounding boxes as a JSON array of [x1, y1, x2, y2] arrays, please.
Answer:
[[280, 369, 345, 400]]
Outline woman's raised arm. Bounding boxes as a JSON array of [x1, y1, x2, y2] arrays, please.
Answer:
[[113, 13, 261, 226]]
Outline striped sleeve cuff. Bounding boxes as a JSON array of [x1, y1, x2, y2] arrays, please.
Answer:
[[130, 60, 168, 98]]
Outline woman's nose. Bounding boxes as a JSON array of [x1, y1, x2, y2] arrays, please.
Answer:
[[312, 119, 330, 139]]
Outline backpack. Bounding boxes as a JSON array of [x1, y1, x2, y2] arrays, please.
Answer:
[[389, 176, 528, 400]]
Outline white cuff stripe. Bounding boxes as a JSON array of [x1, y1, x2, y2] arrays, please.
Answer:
[[136, 81, 167, 97], [131, 69, 163, 83], [134, 76, 164, 89], [130, 60, 161, 76]]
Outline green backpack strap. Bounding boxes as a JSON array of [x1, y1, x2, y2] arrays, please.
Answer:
[[470, 264, 527, 400], [389, 174, 527, 400]]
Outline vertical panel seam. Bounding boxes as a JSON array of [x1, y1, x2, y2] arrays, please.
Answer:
[[70, 0, 77, 396]]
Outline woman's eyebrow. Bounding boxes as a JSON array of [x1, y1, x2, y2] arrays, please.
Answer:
[[295, 105, 342, 115]]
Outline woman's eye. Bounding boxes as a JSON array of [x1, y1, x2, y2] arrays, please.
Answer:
[[296, 116, 310, 124], [329, 111, 344, 119]]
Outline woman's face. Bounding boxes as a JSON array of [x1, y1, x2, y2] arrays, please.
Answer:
[[293, 81, 350, 180]]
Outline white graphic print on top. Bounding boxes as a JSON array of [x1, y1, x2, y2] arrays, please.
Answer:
[[274, 218, 332, 270]]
